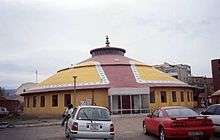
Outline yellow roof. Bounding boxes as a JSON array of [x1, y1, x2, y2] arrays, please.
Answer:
[[37, 65, 109, 88], [137, 66, 178, 81], [131, 65, 185, 84]]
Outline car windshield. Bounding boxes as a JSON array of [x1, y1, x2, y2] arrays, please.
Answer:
[[165, 108, 198, 118], [77, 107, 111, 121]]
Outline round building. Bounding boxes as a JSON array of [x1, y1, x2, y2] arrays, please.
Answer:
[[22, 38, 195, 118]]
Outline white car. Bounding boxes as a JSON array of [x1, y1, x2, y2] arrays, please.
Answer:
[[65, 106, 114, 140], [201, 104, 220, 133]]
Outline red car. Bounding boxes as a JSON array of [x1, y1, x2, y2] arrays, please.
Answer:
[[143, 106, 214, 140]]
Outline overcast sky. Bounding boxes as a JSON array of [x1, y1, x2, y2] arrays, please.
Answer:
[[0, 0, 219, 89]]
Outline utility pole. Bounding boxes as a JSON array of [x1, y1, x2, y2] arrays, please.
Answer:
[[0, 86, 2, 96], [73, 76, 77, 107], [92, 90, 94, 105], [35, 70, 38, 83]]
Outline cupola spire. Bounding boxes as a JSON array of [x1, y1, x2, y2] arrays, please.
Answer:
[[90, 36, 126, 57], [105, 35, 110, 47]]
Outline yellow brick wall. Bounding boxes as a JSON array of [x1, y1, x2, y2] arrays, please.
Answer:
[[74, 89, 108, 107], [23, 87, 195, 117], [149, 87, 195, 112], [23, 89, 108, 118]]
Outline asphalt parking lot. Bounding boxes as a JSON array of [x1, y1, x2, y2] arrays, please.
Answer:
[[0, 115, 219, 140]]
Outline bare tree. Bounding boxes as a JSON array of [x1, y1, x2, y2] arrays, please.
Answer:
[[0, 87, 5, 96]]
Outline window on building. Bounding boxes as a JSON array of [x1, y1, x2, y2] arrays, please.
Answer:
[[187, 92, 190, 102], [27, 97, 30, 108], [64, 94, 71, 107], [150, 91, 155, 103], [40, 96, 45, 107], [160, 91, 167, 103], [172, 91, 177, 102], [180, 92, 184, 102], [141, 94, 149, 113], [33, 96, 37, 107], [52, 95, 58, 107], [193, 94, 197, 101]]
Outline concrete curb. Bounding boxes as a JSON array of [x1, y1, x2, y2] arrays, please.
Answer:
[[15, 122, 61, 128]]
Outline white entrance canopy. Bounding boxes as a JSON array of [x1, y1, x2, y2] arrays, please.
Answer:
[[108, 87, 150, 96]]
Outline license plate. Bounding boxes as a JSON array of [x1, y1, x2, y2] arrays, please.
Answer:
[[188, 131, 204, 136], [90, 123, 99, 131]]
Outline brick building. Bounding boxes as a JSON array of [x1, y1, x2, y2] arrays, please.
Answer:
[[212, 59, 220, 91], [0, 96, 22, 114], [211, 59, 220, 103]]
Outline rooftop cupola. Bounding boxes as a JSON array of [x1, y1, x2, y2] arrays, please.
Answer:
[[90, 35, 126, 57]]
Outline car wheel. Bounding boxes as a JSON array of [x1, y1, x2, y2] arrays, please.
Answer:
[[64, 126, 69, 138], [143, 123, 149, 135], [203, 136, 211, 140], [159, 128, 166, 140]]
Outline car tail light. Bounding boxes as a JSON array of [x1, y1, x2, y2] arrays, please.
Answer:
[[71, 122, 78, 131], [171, 121, 186, 128], [110, 124, 114, 132]]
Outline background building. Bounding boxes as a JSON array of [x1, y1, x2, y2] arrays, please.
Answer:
[[15, 82, 38, 95], [212, 59, 220, 91], [211, 59, 220, 103], [188, 76, 214, 106], [188, 77, 214, 95], [211, 90, 220, 104], [0, 86, 25, 114], [14, 82, 38, 102], [154, 62, 191, 83], [0, 96, 23, 115], [21, 38, 194, 118]]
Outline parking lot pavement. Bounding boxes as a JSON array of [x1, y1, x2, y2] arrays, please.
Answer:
[[0, 125, 157, 140], [0, 115, 219, 140]]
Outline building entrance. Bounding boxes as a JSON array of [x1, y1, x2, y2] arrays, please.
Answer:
[[108, 88, 150, 115]]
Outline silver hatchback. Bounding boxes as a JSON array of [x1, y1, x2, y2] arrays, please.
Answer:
[[65, 106, 114, 140]]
